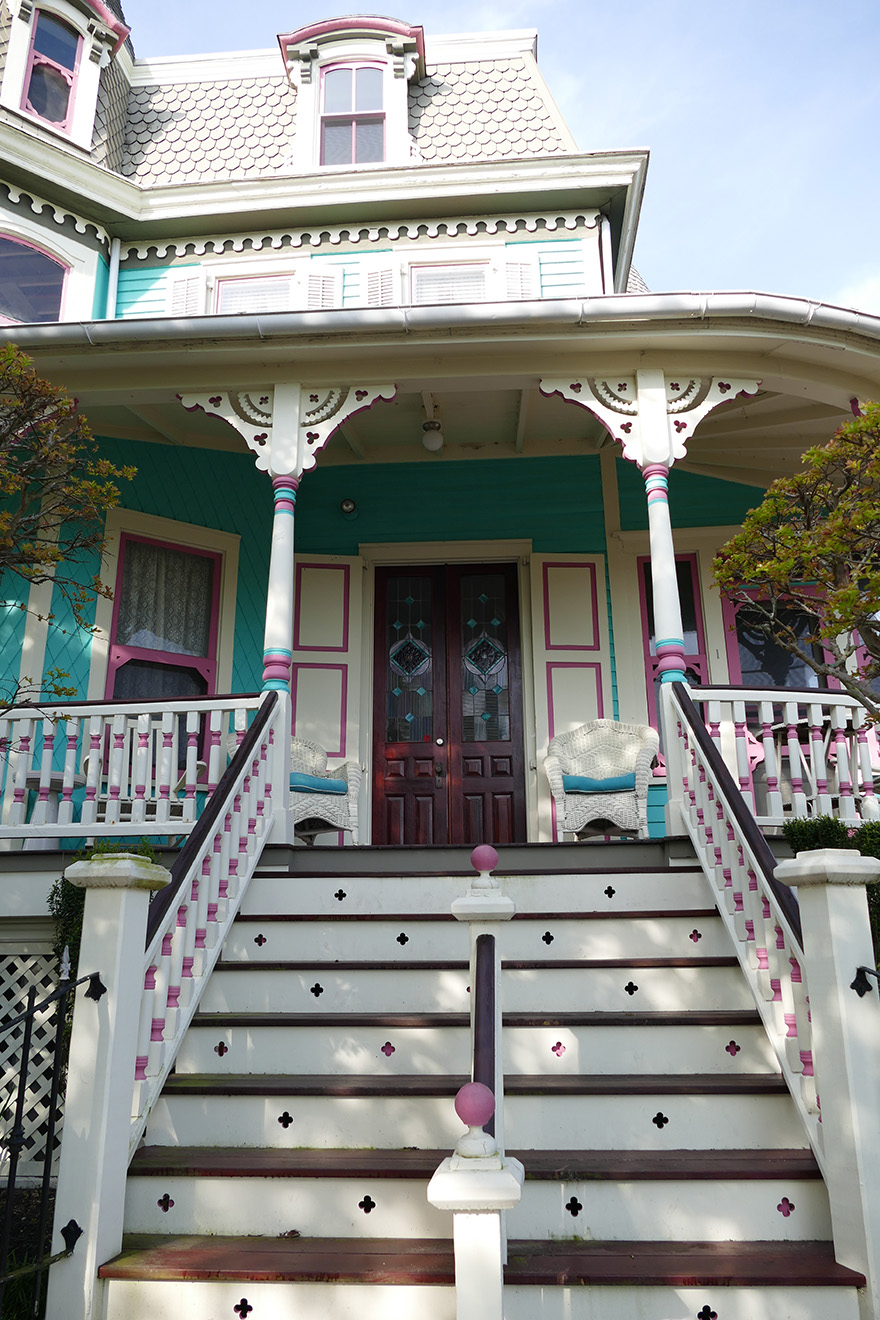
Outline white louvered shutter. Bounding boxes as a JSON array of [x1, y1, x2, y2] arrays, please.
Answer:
[[216, 276, 296, 314], [411, 265, 488, 305], [166, 270, 206, 317], [307, 271, 343, 309], [506, 261, 536, 300], [366, 267, 397, 306]]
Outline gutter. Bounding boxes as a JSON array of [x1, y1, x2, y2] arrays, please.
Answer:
[[6, 291, 880, 351]]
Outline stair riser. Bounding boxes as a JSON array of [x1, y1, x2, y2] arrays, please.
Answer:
[[101, 1280, 861, 1320], [122, 1174, 832, 1240], [175, 1023, 776, 1076], [225, 915, 733, 962], [146, 1093, 806, 1151], [200, 966, 753, 1014], [244, 871, 711, 916]]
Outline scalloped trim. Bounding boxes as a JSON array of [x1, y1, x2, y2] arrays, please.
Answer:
[[1, 181, 109, 246], [122, 211, 599, 261]]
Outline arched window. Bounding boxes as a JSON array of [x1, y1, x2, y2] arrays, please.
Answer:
[[321, 64, 384, 165], [22, 9, 81, 129], [0, 234, 67, 323]]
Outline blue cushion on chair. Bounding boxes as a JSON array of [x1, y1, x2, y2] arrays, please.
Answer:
[[562, 773, 636, 793], [290, 772, 347, 795]]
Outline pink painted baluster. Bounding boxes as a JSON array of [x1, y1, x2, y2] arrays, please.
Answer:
[[105, 712, 127, 825], [182, 710, 200, 820], [80, 716, 103, 826], [855, 708, 880, 821], [30, 719, 56, 827], [131, 712, 151, 824], [758, 699, 783, 822], [134, 963, 157, 1089], [830, 704, 857, 823], [783, 701, 808, 818], [58, 717, 80, 825], [9, 721, 34, 827], [193, 856, 213, 971], [732, 699, 756, 810], [207, 708, 224, 795], [155, 711, 175, 825], [808, 702, 832, 816], [147, 931, 175, 1077]]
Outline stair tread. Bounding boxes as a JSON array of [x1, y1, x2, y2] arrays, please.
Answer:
[[129, 1146, 822, 1180], [191, 1009, 762, 1028], [214, 957, 738, 971], [100, 1236, 864, 1287], [236, 909, 722, 923], [161, 1072, 787, 1097]]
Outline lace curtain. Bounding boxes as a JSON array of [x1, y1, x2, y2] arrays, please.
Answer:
[[116, 540, 214, 658]]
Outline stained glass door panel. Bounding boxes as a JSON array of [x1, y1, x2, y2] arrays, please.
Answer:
[[373, 563, 526, 846]]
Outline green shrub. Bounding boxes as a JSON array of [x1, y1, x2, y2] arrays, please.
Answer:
[[48, 838, 158, 978], [781, 815, 880, 956]]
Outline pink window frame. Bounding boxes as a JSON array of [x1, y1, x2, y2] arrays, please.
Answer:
[[719, 589, 835, 689], [21, 8, 83, 134], [638, 553, 709, 772], [105, 533, 223, 699], [0, 231, 68, 324], [319, 62, 385, 166]]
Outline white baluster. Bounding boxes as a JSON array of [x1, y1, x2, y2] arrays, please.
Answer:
[[808, 702, 833, 816], [58, 717, 80, 826]]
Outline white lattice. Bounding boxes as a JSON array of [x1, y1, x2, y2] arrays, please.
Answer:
[[0, 954, 64, 1181]]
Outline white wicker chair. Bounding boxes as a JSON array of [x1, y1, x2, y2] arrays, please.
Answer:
[[288, 736, 362, 845], [544, 719, 659, 840]]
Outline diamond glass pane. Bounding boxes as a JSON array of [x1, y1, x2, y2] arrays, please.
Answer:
[[460, 573, 509, 742], [386, 575, 433, 742]]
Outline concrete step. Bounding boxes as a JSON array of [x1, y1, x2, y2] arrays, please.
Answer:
[[175, 1010, 775, 1076], [224, 911, 733, 962], [145, 1074, 804, 1151], [199, 961, 752, 1014], [123, 1146, 830, 1241]]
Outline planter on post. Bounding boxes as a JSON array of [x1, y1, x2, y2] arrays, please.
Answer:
[[775, 847, 880, 1320], [45, 852, 170, 1320]]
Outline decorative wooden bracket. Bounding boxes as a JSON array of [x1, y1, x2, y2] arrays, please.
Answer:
[[540, 370, 761, 467], [178, 383, 396, 477]]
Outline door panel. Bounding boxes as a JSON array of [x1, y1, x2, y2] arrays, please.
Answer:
[[373, 563, 526, 846]]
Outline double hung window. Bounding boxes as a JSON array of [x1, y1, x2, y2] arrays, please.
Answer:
[[22, 10, 80, 129], [321, 64, 384, 165]]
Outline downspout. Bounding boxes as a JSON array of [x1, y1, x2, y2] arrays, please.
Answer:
[[104, 237, 121, 319], [599, 214, 614, 295]]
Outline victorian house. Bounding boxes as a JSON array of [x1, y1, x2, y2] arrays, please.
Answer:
[[1, 4, 879, 1319]]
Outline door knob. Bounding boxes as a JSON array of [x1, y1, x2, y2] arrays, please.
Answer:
[[435, 738, 444, 745], [434, 762, 444, 785]]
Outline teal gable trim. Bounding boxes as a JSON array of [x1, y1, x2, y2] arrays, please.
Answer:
[[294, 455, 606, 555], [617, 459, 763, 532], [92, 255, 109, 319]]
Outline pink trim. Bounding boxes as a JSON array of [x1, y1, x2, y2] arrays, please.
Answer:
[[546, 662, 604, 742], [22, 10, 82, 133], [291, 663, 348, 757], [106, 532, 223, 699], [319, 62, 386, 166], [542, 562, 599, 652], [293, 562, 351, 652]]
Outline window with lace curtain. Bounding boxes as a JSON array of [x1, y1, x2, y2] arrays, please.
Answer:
[[106, 535, 222, 701]]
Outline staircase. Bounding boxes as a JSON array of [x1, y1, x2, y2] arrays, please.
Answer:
[[99, 839, 865, 1319]]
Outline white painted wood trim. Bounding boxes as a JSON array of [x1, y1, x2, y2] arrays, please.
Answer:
[[88, 509, 240, 700]]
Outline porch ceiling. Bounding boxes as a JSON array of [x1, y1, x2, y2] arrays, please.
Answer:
[[81, 381, 847, 488]]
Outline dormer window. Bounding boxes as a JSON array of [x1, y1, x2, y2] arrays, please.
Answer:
[[22, 10, 81, 129], [321, 64, 384, 165]]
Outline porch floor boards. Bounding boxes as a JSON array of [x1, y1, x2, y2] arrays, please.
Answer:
[[100, 1236, 864, 1288], [128, 1146, 822, 1181], [160, 1072, 789, 1098]]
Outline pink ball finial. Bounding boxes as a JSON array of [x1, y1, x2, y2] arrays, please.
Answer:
[[454, 1081, 495, 1127], [470, 844, 498, 875]]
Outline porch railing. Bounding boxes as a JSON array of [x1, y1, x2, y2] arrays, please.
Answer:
[[0, 693, 265, 844], [685, 684, 880, 829], [664, 681, 819, 1149]]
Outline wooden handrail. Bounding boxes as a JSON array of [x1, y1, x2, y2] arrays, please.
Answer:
[[672, 681, 803, 948], [473, 932, 496, 1137], [145, 690, 278, 946]]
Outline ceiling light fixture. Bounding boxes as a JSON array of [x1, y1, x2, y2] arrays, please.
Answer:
[[422, 419, 444, 452]]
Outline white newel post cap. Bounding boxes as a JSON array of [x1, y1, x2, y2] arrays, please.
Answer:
[[64, 852, 171, 890], [774, 848, 880, 888]]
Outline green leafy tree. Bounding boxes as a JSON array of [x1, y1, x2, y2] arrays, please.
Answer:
[[713, 402, 880, 719], [0, 343, 134, 703]]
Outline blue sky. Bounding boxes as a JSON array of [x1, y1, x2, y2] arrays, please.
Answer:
[[123, 0, 880, 311]]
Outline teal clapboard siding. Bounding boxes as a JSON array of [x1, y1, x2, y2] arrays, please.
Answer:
[[92, 254, 109, 319], [116, 264, 199, 318], [294, 455, 606, 555], [617, 458, 763, 531], [647, 783, 668, 839]]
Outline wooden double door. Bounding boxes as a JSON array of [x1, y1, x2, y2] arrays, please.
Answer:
[[372, 563, 527, 846]]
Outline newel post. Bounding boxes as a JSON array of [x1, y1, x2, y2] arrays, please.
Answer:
[[775, 848, 880, 1320], [428, 845, 524, 1320], [46, 852, 170, 1320]]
